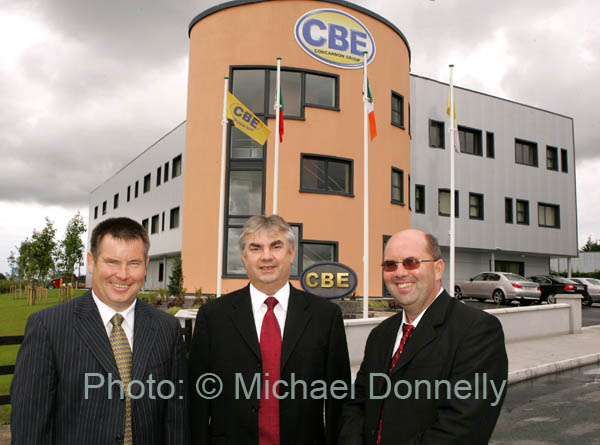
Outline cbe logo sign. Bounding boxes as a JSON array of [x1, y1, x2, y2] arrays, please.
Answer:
[[300, 262, 358, 299], [294, 9, 376, 69]]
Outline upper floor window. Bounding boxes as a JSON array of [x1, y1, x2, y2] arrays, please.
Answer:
[[102, 201, 107, 215], [469, 193, 484, 220], [94, 206, 98, 219], [172, 155, 182, 178], [538, 203, 560, 228], [505, 198, 513, 224], [486, 132, 495, 158], [516, 199, 529, 225], [391, 168, 404, 205], [157, 166, 162, 186], [458, 126, 482, 156], [300, 154, 353, 196], [143, 174, 151, 193], [391, 92, 404, 128], [135, 181, 139, 198], [113, 193, 119, 209], [415, 185, 425, 214], [164, 162, 169, 182], [546, 146, 558, 170], [304, 73, 336, 108], [429, 120, 444, 148], [142, 218, 149, 231], [170, 207, 180, 229], [560, 149, 568, 173], [151, 214, 159, 234], [515, 139, 538, 167], [438, 189, 459, 217], [127, 185, 131, 202]]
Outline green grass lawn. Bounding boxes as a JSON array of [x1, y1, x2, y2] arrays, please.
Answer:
[[0, 289, 85, 424]]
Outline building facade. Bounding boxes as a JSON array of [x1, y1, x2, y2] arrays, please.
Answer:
[[86, 0, 578, 296]]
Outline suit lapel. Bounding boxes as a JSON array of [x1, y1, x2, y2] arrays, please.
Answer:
[[131, 300, 157, 381], [390, 291, 452, 375], [230, 285, 261, 360], [73, 291, 120, 376], [280, 286, 311, 371]]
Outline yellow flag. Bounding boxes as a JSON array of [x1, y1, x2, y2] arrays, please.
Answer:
[[226, 92, 271, 145], [446, 96, 457, 119]]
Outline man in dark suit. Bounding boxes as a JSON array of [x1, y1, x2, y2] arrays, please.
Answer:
[[189, 214, 351, 445], [11, 217, 189, 444], [339, 229, 508, 445]]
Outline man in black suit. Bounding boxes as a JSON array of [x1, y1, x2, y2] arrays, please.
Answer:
[[339, 229, 508, 444], [189, 214, 351, 444], [11, 217, 189, 444]]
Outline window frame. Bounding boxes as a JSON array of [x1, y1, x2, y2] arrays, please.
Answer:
[[458, 125, 483, 156], [391, 91, 405, 129], [151, 214, 159, 234], [546, 146, 558, 171], [516, 199, 530, 225], [429, 119, 445, 149], [486, 132, 495, 158], [157, 166, 162, 186], [515, 138, 538, 167], [143, 174, 151, 193], [415, 184, 426, 214], [300, 239, 339, 273], [135, 181, 139, 198], [102, 201, 107, 215], [94, 206, 98, 219], [391, 167, 404, 205], [560, 148, 568, 173], [505, 197, 513, 224], [538, 202, 560, 229], [169, 207, 180, 229], [438, 188, 459, 218], [468, 192, 484, 220], [299, 153, 354, 197], [172, 155, 182, 179], [113, 193, 119, 210]]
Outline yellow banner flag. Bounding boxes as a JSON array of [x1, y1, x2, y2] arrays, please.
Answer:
[[226, 92, 271, 145]]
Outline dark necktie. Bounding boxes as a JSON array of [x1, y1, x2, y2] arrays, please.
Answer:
[[109, 313, 133, 445], [376, 323, 415, 445], [259, 297, 282, 445]]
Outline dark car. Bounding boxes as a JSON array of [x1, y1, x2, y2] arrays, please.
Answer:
[[527, 275, 587, 304]]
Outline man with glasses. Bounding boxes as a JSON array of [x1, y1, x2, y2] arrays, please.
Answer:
[[339, 229, 508, 444]]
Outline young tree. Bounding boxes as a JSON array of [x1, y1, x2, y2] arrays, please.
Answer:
[[29, 218, 57, 283], [168, 254, 183, 297], [7, 250, 17, 280], [59, 212, 87, 282], [580, 236, 600, 252], [17, 238, 36, 283]]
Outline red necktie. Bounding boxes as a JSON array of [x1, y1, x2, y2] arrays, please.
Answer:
[[259, 297, 282, 445], [376, 323, 415, 445]]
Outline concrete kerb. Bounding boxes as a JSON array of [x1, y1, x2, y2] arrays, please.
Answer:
[[508, 352, 600, 385]]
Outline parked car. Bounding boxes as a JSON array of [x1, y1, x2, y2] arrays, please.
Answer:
[[570, 277, 600, 306], [455, 272, 541, 305], [526, 275, 587, 304]]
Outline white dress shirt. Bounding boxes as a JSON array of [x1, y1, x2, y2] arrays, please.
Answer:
[[391, 287, 444, 355], [249, 282, 290, 340], [92, 290, 136, 351]]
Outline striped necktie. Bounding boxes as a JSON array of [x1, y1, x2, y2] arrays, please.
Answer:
[[110, 313, 133, 445]]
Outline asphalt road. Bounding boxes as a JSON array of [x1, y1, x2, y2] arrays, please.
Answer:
[[462, 299, 600, 327], [490, 363, 600, 444]]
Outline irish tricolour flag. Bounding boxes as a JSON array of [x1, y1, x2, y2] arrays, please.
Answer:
[[367, 79, 377, 140]]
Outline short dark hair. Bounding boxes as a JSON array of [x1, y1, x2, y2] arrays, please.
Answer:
[[90, 217, 150, 259], [238, 214, 296, 253], [424, 233, 442, 260]]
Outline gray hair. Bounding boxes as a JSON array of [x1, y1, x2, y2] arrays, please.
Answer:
[[425, 233, 442, 260], [238, 215, 296, 253]]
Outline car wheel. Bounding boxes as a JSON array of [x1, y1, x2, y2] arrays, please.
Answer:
[[492, 289, 506, 305], [47, 284, 55, 289], [582, 296, 592, 306], [547, 293, 556, 304], [454, 286, 463, 300]]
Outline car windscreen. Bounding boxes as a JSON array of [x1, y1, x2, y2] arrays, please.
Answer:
[[589, 279, 600, 285], [503, 273, 526, 281], [550, 276, 573, 284]]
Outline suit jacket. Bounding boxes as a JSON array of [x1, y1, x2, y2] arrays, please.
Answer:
[[189, 284, 351, 445], [339, 291, 508, 445], [10, 290, 189, 444]]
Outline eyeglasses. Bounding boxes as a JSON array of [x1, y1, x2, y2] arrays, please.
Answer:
[[381, 257, 439, 272]]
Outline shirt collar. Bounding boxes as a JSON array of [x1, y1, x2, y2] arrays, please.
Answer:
[[91, 290, 137, 327], [249, 282, 290, 314], [401, 286, 444, 328]]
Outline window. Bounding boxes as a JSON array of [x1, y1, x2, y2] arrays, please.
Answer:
[[127, 185, 131, 202], [391, 168, 404, 204], [229, 170, 263, 215], [102, 201, 107, 215], [269, 70, 302, 117], [560, 149, 568, 173], [142, 218, 149, 231], [429, 120, 444, 148], [143, 174, 151, 193], [546, 146, 558, 170], [391, 92, 404, 128], [516, 200, 529, 225], [469, 193, 484, 220], [438, 189, 459, 217], [164, 162, 169, 182], [458, 126, 483, 156], [158, 262, 164, 282], [162, 211, 165, 231], [305, 73, 336, 108], [135, 181, 139, 198], [170, 207, 180, 229], [515, 139, 538, 167], [151, 214, 159, 234], [538, 203, 560, 228], [486, 132, 495, 158], [113, 193, 119, 209], [495, 260, 525, 276], [300, 154, 353, 196], [301, 241, 338, 271], [415, 185, 425, 213], [408, 175, 411, 210], [230, 126, 264, 159], [157, 167, 162, 186], [172, 155, 182, 178], [94, 206, 98, 219], [505, 198, 513, 224]]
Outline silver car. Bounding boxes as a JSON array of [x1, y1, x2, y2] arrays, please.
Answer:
[[570, 277, 600, 306], [455, 272, 541, 304]]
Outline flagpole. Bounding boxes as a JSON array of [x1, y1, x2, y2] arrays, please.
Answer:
[[362, 52, 369, 319], [273, 57, 282, 215], [449, 64, 456, 298], [216, 76, 229, 298]]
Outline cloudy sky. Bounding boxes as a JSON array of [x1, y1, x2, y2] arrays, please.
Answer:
[[1, 0, 598, 274]]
